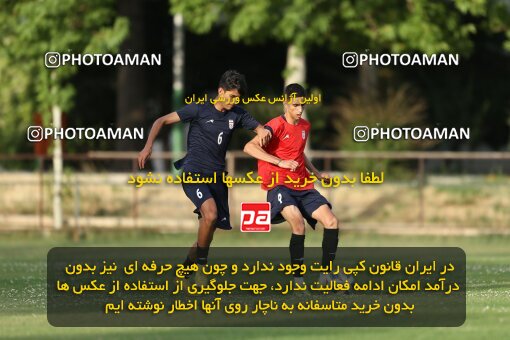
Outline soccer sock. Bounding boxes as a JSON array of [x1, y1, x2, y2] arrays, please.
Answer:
[[180, 256, 196, 279], [181, 241, 199, 277], [196, 245, 210, 265], [322, 228, 339, 268], [183, 256, 194, 266], [289, 233, 305, 277]]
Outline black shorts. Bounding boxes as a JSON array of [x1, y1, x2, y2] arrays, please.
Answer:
[[181, 172, 231, 230], [267, 186, 331, 229]]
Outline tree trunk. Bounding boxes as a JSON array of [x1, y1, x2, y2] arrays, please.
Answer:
[[359, 63, 377, 100], [284, 44, 306, 87], [171, 13, 185, 173], [116, 0, 146, 152], [51, 96, 63, 230]]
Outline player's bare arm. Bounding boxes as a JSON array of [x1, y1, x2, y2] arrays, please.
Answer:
[[244, 136, 298, 171], [304, 154, 330, 181], [254, 125, 272, 147], [138, 112, 181, 169]]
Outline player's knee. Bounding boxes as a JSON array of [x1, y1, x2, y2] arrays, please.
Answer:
[[202, 209, 218, 226], [323, 215, 339, 229], [203, 213, 217, 226], [290, 221, 306, 235]]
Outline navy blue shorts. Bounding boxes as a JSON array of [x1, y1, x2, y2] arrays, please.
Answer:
[[267, 186, 331, 229], [181, 172, 231, 230]]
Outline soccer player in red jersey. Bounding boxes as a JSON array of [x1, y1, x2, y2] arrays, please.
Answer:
[[244, 83, 348, 287]]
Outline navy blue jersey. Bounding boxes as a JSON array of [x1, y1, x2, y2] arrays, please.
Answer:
[[175, 102, 259, 172]]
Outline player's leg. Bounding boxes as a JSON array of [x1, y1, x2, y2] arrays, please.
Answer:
[[208, 177, 232, 230], [195, 197, 217, 265], [281, 205, 306, 235], [188, 198, 218, 286], [310, 202, 352, 289], [296, 189, 339, 269], [268, 187, 307, 285], [180, 181, 215, 267], [183, 176, 230, 273], [182, 198, 217, 264], [281, 205, 307, 284], [311, 204, 340, 269], [298, 190, 346, 287]]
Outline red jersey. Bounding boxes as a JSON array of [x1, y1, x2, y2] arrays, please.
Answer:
[[258, 115, 314, 191]]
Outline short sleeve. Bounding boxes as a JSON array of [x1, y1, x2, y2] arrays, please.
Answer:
[[264, 117, 283, 138], [176, 103, 199, 123], [239, 110, 260, 130]]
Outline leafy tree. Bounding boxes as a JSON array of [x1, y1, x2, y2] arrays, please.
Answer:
[[170, 0, 510, 69], [0, 0, 129, 229], [170, 0, 510, 154]]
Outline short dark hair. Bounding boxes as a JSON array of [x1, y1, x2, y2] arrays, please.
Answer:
[[284, 83, 306, 98], [219, 70, 247, 96]]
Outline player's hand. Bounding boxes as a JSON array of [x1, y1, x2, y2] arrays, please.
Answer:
[[138, 146, 152, 169], [278, 160, 299, 171], [257, 128, 272, 147], [317, 172, 332, 184]]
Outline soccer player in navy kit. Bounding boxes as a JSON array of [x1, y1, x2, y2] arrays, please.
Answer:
[[138, 70, 271, 270], [244, 83, 349, 287]]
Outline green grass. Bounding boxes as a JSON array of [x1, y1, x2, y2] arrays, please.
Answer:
[[0, 230, 509, 339]]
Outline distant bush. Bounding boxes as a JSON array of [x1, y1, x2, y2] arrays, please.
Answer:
[[330, 84, 434, 176]]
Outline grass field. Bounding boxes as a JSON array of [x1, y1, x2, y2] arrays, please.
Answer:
[[0, 229, 509, 339]]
